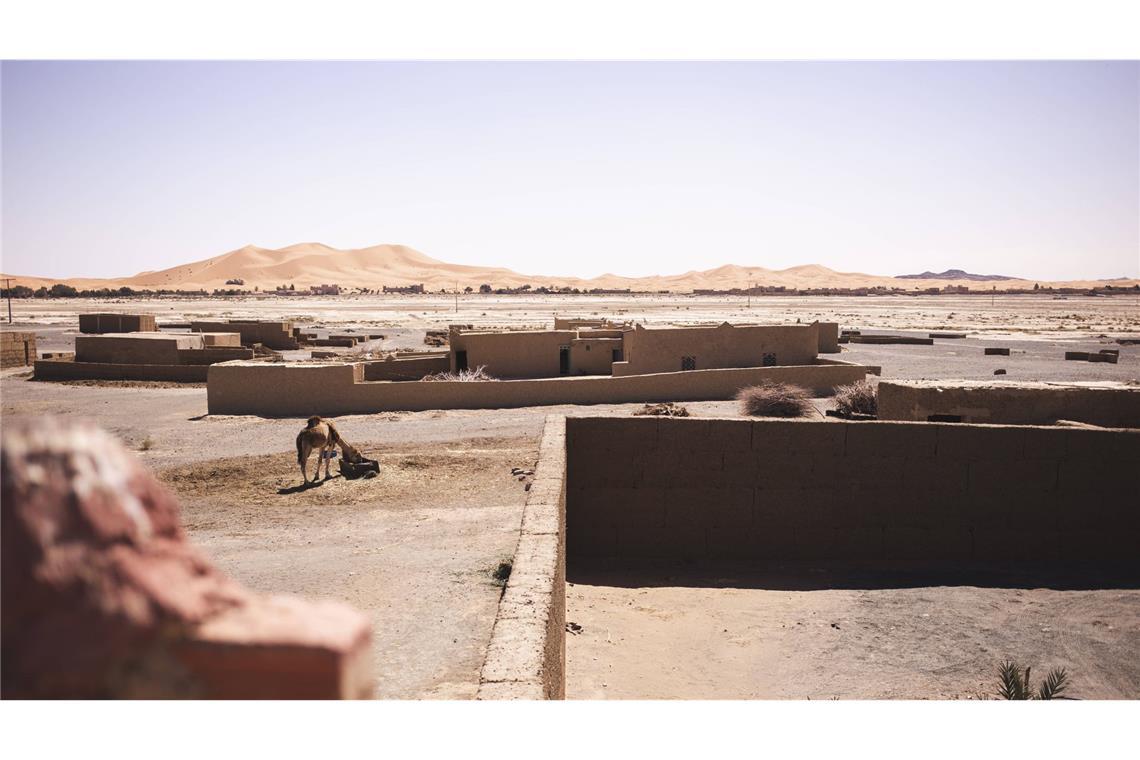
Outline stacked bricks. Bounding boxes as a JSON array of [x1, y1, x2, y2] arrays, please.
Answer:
[[478, 416, 566, 700], [984, 347, 1011, 356], [1, 416, 372, 699], [565, 416, 1140, 564], [78, 313, 157, 333], [1, 331, 36, 367]]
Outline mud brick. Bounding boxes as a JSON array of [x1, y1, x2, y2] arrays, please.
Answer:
[[707, 526, 759, 560], [1060, 428, 1140, 463], [570, 450, 644, 488], [720, 450, 761, 486], [566, 519, 618, 558], [846, 422, 937, 459], [884, 526, 973, 562], [1058, 459, 1140, 497], [969, 458, 1058, 494], [964, 492, 1059, 532], [782, 489, 836, 530], [754, 454, 816, 490], [900, 457, 969, 493], [937, 425, 1025, 460], [617, 524, 707, 560], [659, 417, 750, 451], [829, 525, 887, 561], [569, 486, 664, 529], [754, 488, 805, 530], [567, 417, 657, 454], [749, 524, 799, 561], [1020, 428, 1068, 460], [664, 487, 753, 529], [1061, 528, 1140, 562], [752, 419, 846, 457], [973, 529, 1060, 562], [642, 449, 723, 487]]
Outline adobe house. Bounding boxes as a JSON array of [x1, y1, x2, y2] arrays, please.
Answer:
[[189, 320, 300, 350], [36, 332, 253, 382], [613, 322, 819, 376], [78, 313, 157, 333], [447, 321, 834, 379], [1, 331, 37, 368]]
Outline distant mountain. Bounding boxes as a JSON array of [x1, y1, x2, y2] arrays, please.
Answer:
[[897, 269, 1018, 282], [3, 244, 1135, 292]]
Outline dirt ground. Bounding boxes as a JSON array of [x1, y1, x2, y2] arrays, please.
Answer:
[[3, 293, 1138, 700], [566, 564, 1140, 700]]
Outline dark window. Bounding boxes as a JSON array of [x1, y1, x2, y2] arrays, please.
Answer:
[[762, 352, 777, 366], [455, 350, 468, 372], [681, 356, 696, 371], [612, 349, 623, 363], [559, 347, 570, 374]]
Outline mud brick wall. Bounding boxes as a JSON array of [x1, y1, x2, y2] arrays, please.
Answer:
[[565, 417, 1140, 564], [35, 359, 209, 382], [879, 380, 1140, 428], [363, 355, 450, 381], [478, 415, 566, 700], [208, 360, 872, 416], [176, 347, 256, 365], [78, 313, 157, 333], [1, 332, 36, 367]]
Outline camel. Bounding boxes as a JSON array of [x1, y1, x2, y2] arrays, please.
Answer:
[[296, 415, 342, 483]]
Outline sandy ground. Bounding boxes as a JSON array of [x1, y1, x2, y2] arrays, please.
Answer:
[[566, 564, 1140, 700], [3, 293, 1139, 700], [5, 292, 1140, 341]]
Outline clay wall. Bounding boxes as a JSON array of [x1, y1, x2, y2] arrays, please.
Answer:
[[565, 417, 1140, 563], [207, 360, 871, 416], [363, 355, 451, 381], [35, 359, 209, 382], [190, 320, 299, 350], [1, 331, 36, 368], [878, 381, 1140, 428], [816, 322, 840, 353], [615, 323, 818, 376], [569, 337, 622, 376], [75, 333, 204, 365], [477, 415, 566, 700], [449, 330, 577, 378], [78, 313, 157, 334]]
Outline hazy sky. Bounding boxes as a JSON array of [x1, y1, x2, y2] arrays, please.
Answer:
[[2, 61, 1137, 280]]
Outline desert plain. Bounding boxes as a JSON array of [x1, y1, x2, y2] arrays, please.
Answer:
[[2, 292, 1138, 699]]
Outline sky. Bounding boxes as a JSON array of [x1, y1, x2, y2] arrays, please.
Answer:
[[1, 60, 1137, 281]]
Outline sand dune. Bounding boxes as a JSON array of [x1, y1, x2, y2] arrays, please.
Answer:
[[3, 242, 1136, 293]]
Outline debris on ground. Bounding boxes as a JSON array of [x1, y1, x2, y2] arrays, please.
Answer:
[[633, 402, 690, 417], [566, 622, 584, 635]]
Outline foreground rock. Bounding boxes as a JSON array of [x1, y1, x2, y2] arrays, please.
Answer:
[[1, 416, 372, 699]]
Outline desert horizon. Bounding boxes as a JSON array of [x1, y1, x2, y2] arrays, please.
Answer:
[[4, 241, 1137, 293]]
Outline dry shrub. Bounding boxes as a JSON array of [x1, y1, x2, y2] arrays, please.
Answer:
[[421, 365, 498, 382], [833, 380, 877, 416], [736, 382, 813, 418]]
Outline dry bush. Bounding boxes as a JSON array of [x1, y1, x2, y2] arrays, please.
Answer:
[[736, 382, 813, 418], [421, 365, 498, 382], [833, 380, 877, 416]]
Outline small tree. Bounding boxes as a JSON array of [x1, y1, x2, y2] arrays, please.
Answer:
[[997, 661, 1070, 700]]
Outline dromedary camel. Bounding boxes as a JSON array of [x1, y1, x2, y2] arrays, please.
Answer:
[[296, 415, 342, 483]]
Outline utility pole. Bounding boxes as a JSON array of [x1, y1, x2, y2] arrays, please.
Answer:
[[5, 278, 12, 323], [455, 281, 459, 313]]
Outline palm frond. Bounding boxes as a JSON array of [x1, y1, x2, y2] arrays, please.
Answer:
[[998, 660, 1027, 700], [1036, 668, 1069, 700]]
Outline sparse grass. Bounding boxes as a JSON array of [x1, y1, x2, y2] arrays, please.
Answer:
[[736, 382, 813, 418], [997, 660, 1070, 700], [138, 436, 155, 451], [834, 380, 878, 416], [421, 365, 499, 382], [490, 558, 513, 586]]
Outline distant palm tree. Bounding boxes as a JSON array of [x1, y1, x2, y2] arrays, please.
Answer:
[[998, 661, 1070, 700]]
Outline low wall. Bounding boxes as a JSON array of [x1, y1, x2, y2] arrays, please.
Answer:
[[477, 416, 566, 700], [207, 360, 873, 416], [565, 416, 1140, 563], [176, 347, 256, 365], [1, 332, 36, 368], [363, 355, 450, 381], [78, 313, 156, 334], [76, 333, 204, 365], [816, 322, 840, 353], [190, 321, 299, 350], [35, 359, 208, 383], [878, 380, 1140, 428]]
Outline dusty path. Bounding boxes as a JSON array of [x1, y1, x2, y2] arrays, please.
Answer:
[[567, 565, 1140, 700]]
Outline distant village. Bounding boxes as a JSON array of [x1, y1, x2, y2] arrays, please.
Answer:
[[2, 280, 1138, 300]]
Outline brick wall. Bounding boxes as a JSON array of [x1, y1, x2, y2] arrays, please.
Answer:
[[1, 332, 36, 367], [35, 359, 209, 382], [566, 417, 1140, 564], [78, 313, 157, 333]]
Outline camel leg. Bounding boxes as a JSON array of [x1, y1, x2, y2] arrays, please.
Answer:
[[300, 443, 310, 484], [324, 445, 333, 479]]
